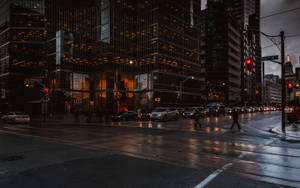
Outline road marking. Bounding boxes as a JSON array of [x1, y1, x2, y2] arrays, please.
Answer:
[[194, 137, 276, 188], [195, 162, 233, 188]]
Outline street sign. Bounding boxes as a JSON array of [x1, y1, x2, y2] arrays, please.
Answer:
[[296, 91, 300, 97], [258, 55, 279, 61]]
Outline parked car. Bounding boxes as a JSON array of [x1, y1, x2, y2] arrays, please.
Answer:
[[150, 107, 179, 121], [1, 112, 30, 124], [204, 108, 210, 115], [225, 107, 233, 114], [240, 106, 247, 113], [287, 108, 300, 123], [177, 108, 185, 118], [245, 107, 253, 113], [112, 111, 138, 121], [254, 107, 261, 112], [140, 110, 151, 120], [183, 107, 198, 118], [234, 107, 242, 112], [210, 105, 225, 116]]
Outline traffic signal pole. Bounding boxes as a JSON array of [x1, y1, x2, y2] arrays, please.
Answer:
[[281, 31, 286, 133]]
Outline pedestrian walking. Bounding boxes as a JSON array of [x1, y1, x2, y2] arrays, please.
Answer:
[[230, 109, 241, 130], [193, 109, 202, 129], [137, 108, 142, 121]]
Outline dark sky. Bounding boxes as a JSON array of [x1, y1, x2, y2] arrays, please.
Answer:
[[261, 0, 300, 76]]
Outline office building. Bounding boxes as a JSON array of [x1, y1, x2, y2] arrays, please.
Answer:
[[0, 0, 206, 117]]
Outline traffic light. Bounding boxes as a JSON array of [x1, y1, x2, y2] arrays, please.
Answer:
[[287, 83, 293, 93], [256, 89, 259, 95], [119, 80, 128, 90], [43, 87, 50, 93], [244, 58, 253, 72], [24, 78, 30, 87]]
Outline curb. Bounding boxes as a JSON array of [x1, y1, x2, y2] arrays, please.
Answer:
[[269, 127, 300, 143]]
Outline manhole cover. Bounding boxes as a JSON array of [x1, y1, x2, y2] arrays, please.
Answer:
[[1, 155, 24, 162]]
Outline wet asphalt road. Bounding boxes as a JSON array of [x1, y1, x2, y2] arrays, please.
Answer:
[[0, 112, 300, 187]]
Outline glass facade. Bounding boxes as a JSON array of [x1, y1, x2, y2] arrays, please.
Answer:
[[1, 0, 206, 116]]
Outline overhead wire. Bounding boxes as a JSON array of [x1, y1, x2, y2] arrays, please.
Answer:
[[261, 7, 300, 20]]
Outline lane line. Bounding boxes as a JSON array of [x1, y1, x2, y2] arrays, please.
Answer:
[[194, 137, 276, 188]]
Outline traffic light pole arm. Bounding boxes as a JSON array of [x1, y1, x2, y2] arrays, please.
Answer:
[[270, 60, 281, 65]]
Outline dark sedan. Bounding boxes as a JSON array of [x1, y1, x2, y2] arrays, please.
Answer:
[[112, 111, 138, 121]]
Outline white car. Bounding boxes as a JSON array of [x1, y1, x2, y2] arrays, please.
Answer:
[[150, 107, 179, 121], [225, 107, 233, 114], [1, 112, 30, 123], [245, 107, 253, 113]]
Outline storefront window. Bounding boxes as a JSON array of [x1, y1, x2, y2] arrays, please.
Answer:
[[71, 73, 90, 91]]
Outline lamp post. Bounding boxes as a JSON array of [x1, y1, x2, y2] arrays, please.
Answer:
[[179, 76, 195, 105]]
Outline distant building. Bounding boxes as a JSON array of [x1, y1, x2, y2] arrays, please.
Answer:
[[200, 1, 241, 105], [284, 57, 296, 105], [264, 74, 281, 105], [202, 0, 261, 105]]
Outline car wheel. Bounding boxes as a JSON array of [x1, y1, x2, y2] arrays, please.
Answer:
[[163, 115, 168, 122]]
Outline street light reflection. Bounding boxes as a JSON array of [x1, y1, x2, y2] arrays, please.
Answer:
[[206, 127, 211, 133], [214, 117, 219, 123], [206, 117, 210, 123], [204, 140, 212, 145], [148, 123, 153, 128], [157, 123, 161, 128]]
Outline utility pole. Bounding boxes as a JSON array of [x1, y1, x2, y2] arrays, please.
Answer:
[[281, 31, 286, 133]]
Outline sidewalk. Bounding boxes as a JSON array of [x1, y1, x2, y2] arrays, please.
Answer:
[[270, 124, 300, 142], [29, 113, 108, 127]]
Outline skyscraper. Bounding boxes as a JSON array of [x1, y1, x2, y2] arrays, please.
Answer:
[[201, 1, 241, 104], [0, 0, 205, 116], [205, 0, 261, 105]]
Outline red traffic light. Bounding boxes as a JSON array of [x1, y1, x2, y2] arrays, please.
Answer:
[[244, 58, 253, 72], [245, 58, 253, 65], [287, 83, 293, 89], [124, 79, 128, 85], [43, 87, 49, 93]]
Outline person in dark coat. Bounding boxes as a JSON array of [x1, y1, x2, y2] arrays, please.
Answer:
[[193, 109, 202, 129], [230, 109, 241, 130]]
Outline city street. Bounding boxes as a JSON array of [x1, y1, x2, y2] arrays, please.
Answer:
[[0, 112, 300, 187]]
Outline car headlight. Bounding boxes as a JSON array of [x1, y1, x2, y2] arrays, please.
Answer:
[[157, 114, 162, 117], [190, 113, 194, 116]]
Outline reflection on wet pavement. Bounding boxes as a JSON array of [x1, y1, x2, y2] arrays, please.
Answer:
[[0, 112, 300, 187]]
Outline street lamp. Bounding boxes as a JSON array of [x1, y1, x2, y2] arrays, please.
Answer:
[[179, 76, 195, 104]]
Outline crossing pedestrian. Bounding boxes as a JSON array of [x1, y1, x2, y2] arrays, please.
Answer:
[[230, 108, 241, 130], [193, 109, 202, 129]]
